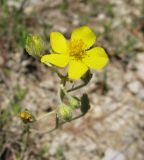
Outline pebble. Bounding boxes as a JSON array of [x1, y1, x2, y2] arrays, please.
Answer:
[[93, 106, 103, 119], [136, 53, 144, 82], [0, 56, 4, 66], [103, 149, 126, 160], [138, 89, 144, 100], [127, 80, 143, 94]]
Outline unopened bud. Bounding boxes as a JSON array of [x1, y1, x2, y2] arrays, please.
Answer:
[[81, 70, 92, 84], [80, 94, 90, 114], [59, 104, 72, 121], [69, 96, 80, 109], [25, 34, 44, 59], [19, 110, 35, 123]]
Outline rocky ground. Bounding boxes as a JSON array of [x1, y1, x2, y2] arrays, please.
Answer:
[[0, 0, 144, 160]]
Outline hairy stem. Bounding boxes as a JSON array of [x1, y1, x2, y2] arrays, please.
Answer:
[[67, 81, 88, 92], [36, 110, 56, 122]]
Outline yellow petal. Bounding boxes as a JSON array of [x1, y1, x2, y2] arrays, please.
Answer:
[[50, 32, 67, 53], [41, 53, 69, 67], [68, 60, 88, 80], [83, 47, 108, 70], [71, 26, 96, 50]]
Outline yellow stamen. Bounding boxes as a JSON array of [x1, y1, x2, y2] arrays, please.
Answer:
[[69, 39, 86, 60]]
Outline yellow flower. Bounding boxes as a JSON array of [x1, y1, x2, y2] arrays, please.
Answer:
[[41, 26, 108, 80]]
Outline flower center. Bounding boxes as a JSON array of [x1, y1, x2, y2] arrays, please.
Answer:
[[69, 39, 86, 60]]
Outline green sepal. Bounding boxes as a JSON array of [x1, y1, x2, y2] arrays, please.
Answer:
[[59, 104, 72, 122], [69, 96, 80, 109]]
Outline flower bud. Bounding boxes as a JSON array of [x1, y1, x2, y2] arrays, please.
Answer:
[[69, 96, 80, 109], [80, 94, 90, 114], [19, 110, 35, 123], [59, 104, 72, 121], [25, 34, 44, 59]]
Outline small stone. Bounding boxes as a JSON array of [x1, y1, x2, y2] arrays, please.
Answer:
[[136, 53, 144, 82], [103, 149, 126, 160], [93, 106, 103, 119], [124, 72, 135, 83], [138, 89, 144, 100], [127, 80, 143, 94], [97, 13, 106, 21], [0, 56, 4, 66], [137, 53, 144, 63]]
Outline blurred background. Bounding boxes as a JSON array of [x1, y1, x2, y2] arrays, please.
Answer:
[[0, 0, 144, 159]]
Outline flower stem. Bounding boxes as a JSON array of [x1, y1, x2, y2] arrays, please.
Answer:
[[47, 63, 64, 79], [71, 113, 85, 121], [32, 112, 85, 134], [35, 110, 56, 122], [58, 85, 63, 103], [60, 84, 70, 99], [67, 81, 88, 92]]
